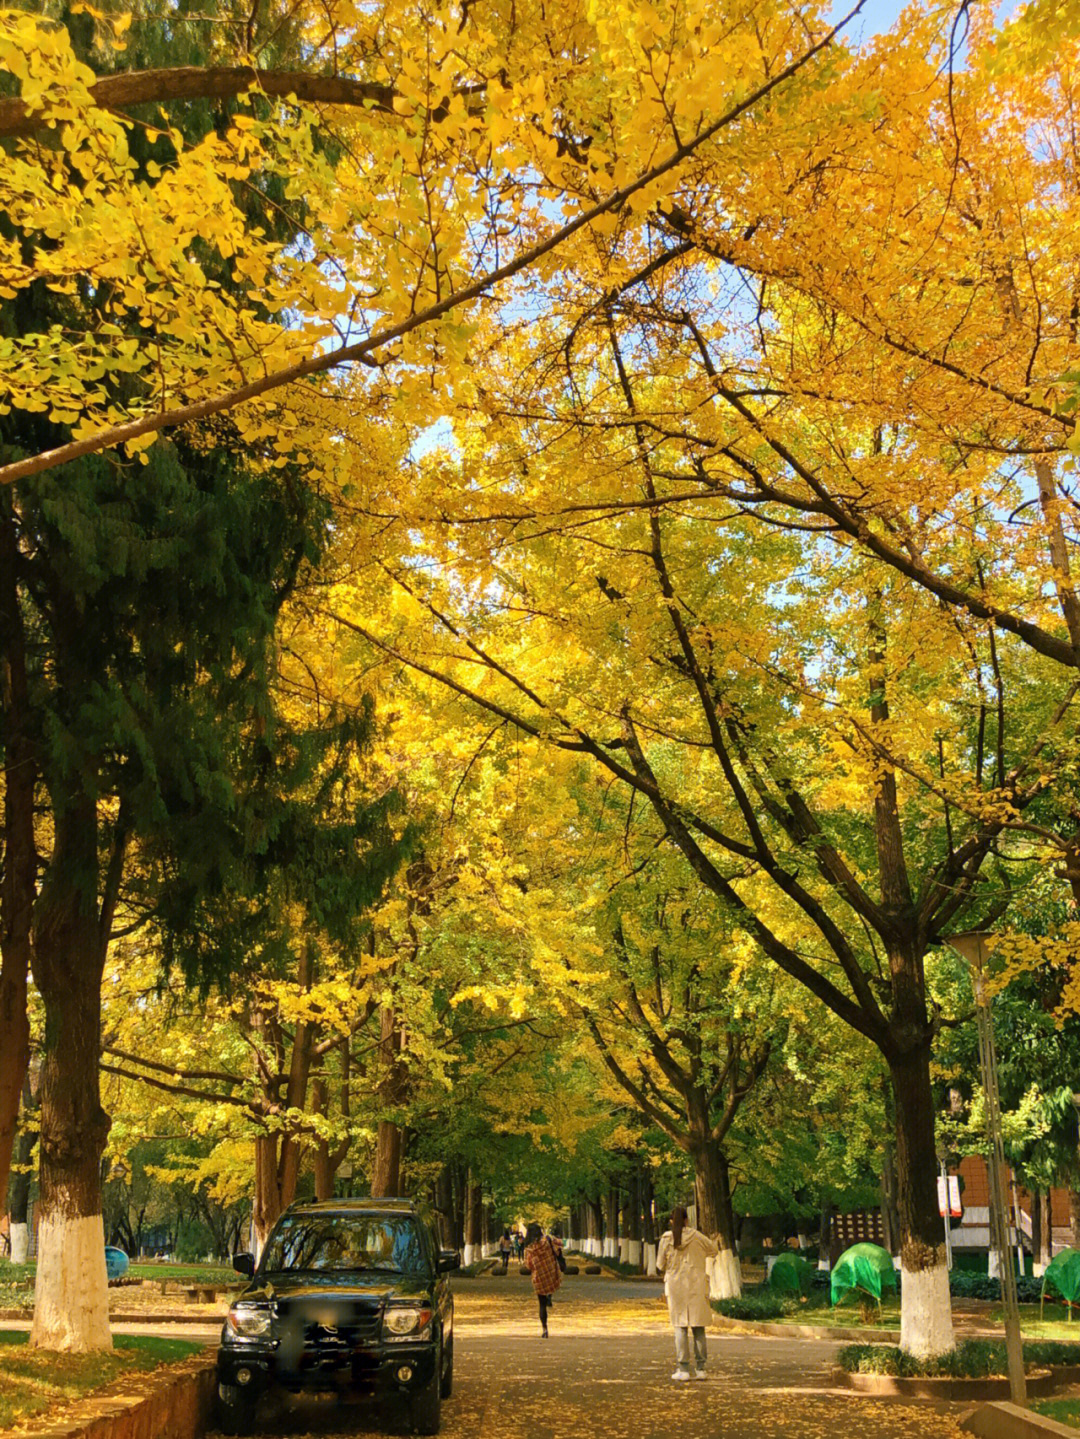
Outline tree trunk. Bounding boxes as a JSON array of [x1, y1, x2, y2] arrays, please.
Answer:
[[625, 1168, 643, 1269], [464, 1175, 483, 1266], [0, 503, 35, 1208], [1036, 1189, 1053, 1274], [371, 1006, 406, 1198], [451, 1162, 466, 1251], [691, 1139, 741, 1299], [434, 1167, 454, 1250], [29, 808, 112, 1352], [880, 1137, 901, 1256], [1069, 1186, 1080, 1250], [818, 1204, 835, 1271], [586, 1196, 603, 1257], [312, 1041, 352, 1202], [603, 1187, 619, 1259], [7, 1071, 37, 1265], [643, 1174, 658, 1275], [890, 1045, 953, 1358], [251, 1134, 281, 1257]]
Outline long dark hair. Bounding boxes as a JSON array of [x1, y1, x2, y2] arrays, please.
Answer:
[[525, 1221, 543, 1245]]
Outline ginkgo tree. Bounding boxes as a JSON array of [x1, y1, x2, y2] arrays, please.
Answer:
[[0, 0, 866, 491], [331, 339, 1075, 1362]]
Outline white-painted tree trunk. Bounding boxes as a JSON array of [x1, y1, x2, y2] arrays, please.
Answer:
[[9, 1222, 29, 1265], [30, 1211, 111, 1352], [602, 1237, 617, 1259], [817, 1258, 830, 1272], [463, 1243, 480, 1266], [617, 1238, 628, 1263], [899, 1261, 954, 1359], [626, 1239, 642, 1269], [988, 1249, 1001, 1279], [707, 1248, 741, 1300], [645, 1242, 658, 1276], [1034, 1261, 1047, 1277]]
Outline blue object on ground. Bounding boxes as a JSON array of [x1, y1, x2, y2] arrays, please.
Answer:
[[105, 1246, 129, 1281]]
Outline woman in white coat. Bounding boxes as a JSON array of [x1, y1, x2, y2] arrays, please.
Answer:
[[656, 1205, 718, 1380]]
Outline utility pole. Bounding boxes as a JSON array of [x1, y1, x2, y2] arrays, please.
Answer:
[[946, 931, 1026, 1408]]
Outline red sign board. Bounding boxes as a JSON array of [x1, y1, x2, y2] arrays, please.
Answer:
[[938, 1175, 962, 1218]]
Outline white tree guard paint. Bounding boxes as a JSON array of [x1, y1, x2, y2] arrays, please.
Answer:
[[9, 1223, 29, 1265], [617, 1239, 629, 1263], [602, 1237, 617, 1259], [645, 1242, 658, 1276], [707, 1248, 741, 1300], [817, 1258, 831, 1272], [900, 1262, 954, 1359], [988, 1250, 1001, 1279], [626, 1239, 642, 1268], [1034, 1262, 1047, 1277], [463, 1243, 479, 1266], [30, 1211, 112, 1352]]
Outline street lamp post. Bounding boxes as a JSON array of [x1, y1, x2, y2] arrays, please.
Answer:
[[946, 930, 1026, 1408]]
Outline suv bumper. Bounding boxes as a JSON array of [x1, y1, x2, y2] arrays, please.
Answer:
[[216, 1340, 438, 1395]]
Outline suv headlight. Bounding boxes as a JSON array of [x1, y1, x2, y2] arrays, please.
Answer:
[[383, 1305, 433, 1341], [227, 1306, 273, 1338]]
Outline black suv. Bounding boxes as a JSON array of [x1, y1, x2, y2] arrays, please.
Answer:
[[216, 1197, 459, 1435]]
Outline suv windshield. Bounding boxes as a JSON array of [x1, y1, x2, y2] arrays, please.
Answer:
[[261, 1213, 430, 1275]]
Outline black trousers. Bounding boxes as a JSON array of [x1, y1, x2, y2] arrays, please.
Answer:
[[538, 1293, 552, 1327]]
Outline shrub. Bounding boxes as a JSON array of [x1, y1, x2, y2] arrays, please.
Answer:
[[837, 1338, 1080, 1378], [949, 1270, 1050, 1304], [712, 1285, 829, 1321]]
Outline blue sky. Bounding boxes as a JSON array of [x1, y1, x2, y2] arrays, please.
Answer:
[[830, 0, 1018, 47]]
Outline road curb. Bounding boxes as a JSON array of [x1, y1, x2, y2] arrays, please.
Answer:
[[962, 1402, 1080, 1438], [712, 1316, 900, 1344], [832, 1367, 1058, 1401], [0, 1351, 216, 1439], [0, 1311, 222, 1325]]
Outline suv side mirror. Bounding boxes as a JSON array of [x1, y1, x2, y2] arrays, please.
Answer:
[[437, 1249, 461, 1273], [232, 1252, 255, 1277]]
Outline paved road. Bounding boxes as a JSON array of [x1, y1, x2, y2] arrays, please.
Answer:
[[183, 1274, 965, 1439]]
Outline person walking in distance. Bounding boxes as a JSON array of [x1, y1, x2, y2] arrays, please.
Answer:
[[657, 1205, 718, 1381], [524, 1221, 563, 1337], [498, 1230, 513, 1273]]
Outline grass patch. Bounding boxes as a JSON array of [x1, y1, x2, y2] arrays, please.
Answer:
[[1034, 1398, 1080, 1429], [128, 1262, 235, 1285], [837, 1337, 1080, 1378], [0, 1330, 202, 1428], [712, 1286, 888, 1325], [0, 1262, 34, 1311], [984, 1304, 1080, 1341]]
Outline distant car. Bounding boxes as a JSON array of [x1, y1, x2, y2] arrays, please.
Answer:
[[215, 1197, 459, 1435]]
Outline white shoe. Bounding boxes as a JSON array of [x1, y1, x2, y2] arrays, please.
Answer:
[[671, 1370, 690, 1382], [693, 1371, 707, 1380]]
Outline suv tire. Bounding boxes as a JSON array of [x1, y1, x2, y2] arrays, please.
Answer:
[[215, 1382, 257, 1436], [410, 1345, 442, 1435], [439, 1337, 454, 1399]]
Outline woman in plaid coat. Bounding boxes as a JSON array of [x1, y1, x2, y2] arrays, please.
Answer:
[[524, 1221, 563, 1337]]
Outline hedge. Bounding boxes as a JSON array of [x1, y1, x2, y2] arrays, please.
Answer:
[[712, 1286, 829, 1321], [837, 1338, 1080, 1378]]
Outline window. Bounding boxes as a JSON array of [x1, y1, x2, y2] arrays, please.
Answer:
[[261, 1214, 430, 1275]]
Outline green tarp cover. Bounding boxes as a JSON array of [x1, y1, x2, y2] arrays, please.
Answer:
[[768, 1253, 815, 1295], [830, 1243, 898, 1306], [1043, 1248, 1080, 1304]]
